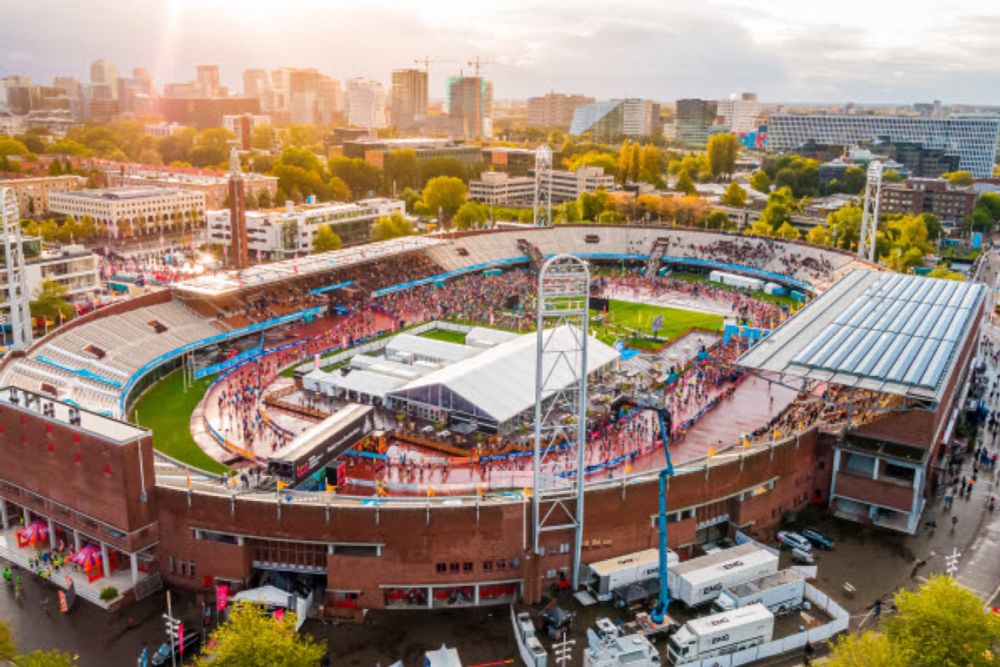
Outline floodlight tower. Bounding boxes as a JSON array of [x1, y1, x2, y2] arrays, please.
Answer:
[[0, 188, 32, 351], [533, 144, 553, 226], [857, 160, 884, 263], [532, 254, 590, 590]]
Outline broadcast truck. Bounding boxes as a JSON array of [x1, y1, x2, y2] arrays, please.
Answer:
[[666, 603, 775, 665], [586, 548, 679, 603], [666, 543, 779, 607], [713, 568, 805, 615]]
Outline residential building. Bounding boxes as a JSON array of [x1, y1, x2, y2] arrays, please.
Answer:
[[767, 114, 1000, 178], [143, 122, 190, 138], [569, 99, 661, 142], [222, 114, 272, 150], [89, 59, 118, 100], [107, 168, 277, 210], [346, 78, 387, 130], [675, 98, 719, 147], [47, 187, 207, 238], [481, 147, 562, 177], [205, 199, 404, 259], [447, 76, 493, 140], [716, 93, 761, 134], [341, 138, 482, 170], [0, 175, 87, 215], [158, 97, 261, 129], [469, 166, 614, 205], [527, 92, 594, 129], [880, 177, 977, 224], [196, 65, 224, 97], [243, 69, 270, 100], [24, 244, 101, 304], [391, 69, 428, 129]]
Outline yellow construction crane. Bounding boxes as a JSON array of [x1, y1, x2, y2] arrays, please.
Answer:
[[413, 56, 452, 73], [466, 56, 498, 77]]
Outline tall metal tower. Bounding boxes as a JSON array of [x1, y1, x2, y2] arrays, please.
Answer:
[[532, 254, 590, 589], [227, 145, 249, 270], [533, 144, 553, 227], [857, 160, 884, 262], [0, 188, 32, 351]]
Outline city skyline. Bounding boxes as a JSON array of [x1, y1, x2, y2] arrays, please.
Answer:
[[3, 0, 1000, 105]]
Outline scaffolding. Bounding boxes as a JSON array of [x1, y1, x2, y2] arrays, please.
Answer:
[[533, 145, 553, 227], [857, 160, 883, 263]]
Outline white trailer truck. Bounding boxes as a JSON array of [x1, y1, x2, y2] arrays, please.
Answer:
[[708, 270, 765, 292], [713, 568, 805, 615], [666, 603, 775, 665], [666, 543, 779, 607], [586, 548, 679, 603]]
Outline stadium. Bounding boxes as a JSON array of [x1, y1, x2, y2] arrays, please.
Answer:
[[0, 224, 986, 619]]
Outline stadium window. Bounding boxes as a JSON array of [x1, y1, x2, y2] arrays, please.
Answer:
[[496, 559, 507, 570], [462, 562, 473, 573], [483, 561, 493, 572], [449, 563, 460, 573], [189, 561, 196, 578], [435, 563, 446, 574]]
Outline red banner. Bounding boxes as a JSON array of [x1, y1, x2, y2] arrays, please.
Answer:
[[216, 584, 228, 612], [178, 622, 185, 655]]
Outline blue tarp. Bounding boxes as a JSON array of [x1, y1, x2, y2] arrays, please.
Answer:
[[35, 355, 122, 388], [308, 280, 354, 296]]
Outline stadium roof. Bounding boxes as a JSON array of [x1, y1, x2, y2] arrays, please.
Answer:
[[388, 325, 618, 425], [171, 236, 442, 297], [737, 270, 987, 404]]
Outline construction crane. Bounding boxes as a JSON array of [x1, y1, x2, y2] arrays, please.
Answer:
[[609, 394, 674, 624], [467, 56, 497, 77], [413, 56, 452, 73]]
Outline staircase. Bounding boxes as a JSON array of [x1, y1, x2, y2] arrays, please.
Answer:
[[644, 237, 671, 279], [516, 239, 545, 273]]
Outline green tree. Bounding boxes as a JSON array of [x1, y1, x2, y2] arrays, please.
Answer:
[[705, 210, 730, 229], [675, 170, 697, 196], [285, 125, 323, 149], [30, 280, 73, 323], [749, 217, 776, 237], [326, 176, 350, 202], [577, 190, 610, 220], [806, 224, 833, 246], [371, 211, 415, 240], [825, 205, 863, 251], [616, 140, 630, 183], [928, 266, 966, 281], [0, 137, 29, 157], [841, 166, 867, 194], [311, 225, 342, 253], [882, 169, 903, 184], [328, 157, 381, 199], [720, 181, 748, 208], [706, 133, 740, 179], [419, 156, 471, 184], [194, 601, 324, 667], [978, 192, 1000, 220], [14, 650, 77, 667], [257, 190, 272, 208], [775, 221, 800, 240], [597, 209, 624, 223], [453, 201, 489, 230], [749, 170, 771, 194], [629, 143, 641, 183], [941, 170, 975, 187], [560, 200, 581, 223], [566, 151, 618, 176], [250, 125, 276, 151], [279, 146, 325, 175], [827, 631, 903, 667], [418, 176, 467, 226], [0, 619, 15, 661], [669, 154, 710, 182], [400, 187, 420, 212], [383, 150, 421, 193]]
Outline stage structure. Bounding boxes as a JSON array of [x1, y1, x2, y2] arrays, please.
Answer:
[[0, 188, 32, 351], [857, 160, 883, 263], [533, 144, 553, 227], [532, 254, 590, 588]]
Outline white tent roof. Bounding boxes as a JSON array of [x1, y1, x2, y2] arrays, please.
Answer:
[[389, 325, 617, 424], [231, 585, 292, 607], [385, 334, 479, 364], [306, 367, 408, 399], [465, 326, 519, 348]]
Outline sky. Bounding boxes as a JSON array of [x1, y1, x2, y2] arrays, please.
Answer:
[[3, 0, 1000, 105]]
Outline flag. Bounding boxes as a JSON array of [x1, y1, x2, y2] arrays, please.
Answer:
[[426, 487, 435, 497], [216, 584, 228, 612], [707, 448, 716, 457], [178, 622, 185, 656], [276, 481, 289, 491], [325, 484, 336, 493], [185, 472, 191, 488], [624, 464, 632, 473]]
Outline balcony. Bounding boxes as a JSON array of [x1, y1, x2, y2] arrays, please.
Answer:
[[834, 471, 914, 512]]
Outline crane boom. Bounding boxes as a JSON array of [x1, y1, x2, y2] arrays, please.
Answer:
[[610, 394, 674, 623]]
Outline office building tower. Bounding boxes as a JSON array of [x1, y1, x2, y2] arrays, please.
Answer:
[[90, 59, 119, 100], [347, 78, 387, 130], [767, 114, 1000, 178], [391, 69, 428, 129], [528, 93, 595, 129], [569, 99, 661, 142], [716, 93, 761, 134], [243, 69, 270, 100], [675, 99, 719, 147], [447, 76, 493, 140]]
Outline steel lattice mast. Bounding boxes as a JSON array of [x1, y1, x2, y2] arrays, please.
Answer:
[[533, 144, 553, 227], [857, 160, 883, 262], [0, 188, 32, 351], [532, 254, 590, 589]]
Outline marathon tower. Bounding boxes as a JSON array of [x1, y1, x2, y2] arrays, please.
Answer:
[[227, 145, 249, 269]]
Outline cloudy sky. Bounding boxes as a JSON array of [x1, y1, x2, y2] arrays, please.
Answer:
[[3, 0, 1000, 104]]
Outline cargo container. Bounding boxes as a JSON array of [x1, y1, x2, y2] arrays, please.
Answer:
[[666, 543, 779, 607], [713, 569, 805, 615], [666, 603, 774, 664]]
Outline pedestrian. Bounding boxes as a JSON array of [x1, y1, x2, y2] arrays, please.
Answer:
[[952, 515, 959, 532]]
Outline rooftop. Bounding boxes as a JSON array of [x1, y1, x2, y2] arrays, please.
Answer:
[[737, 270, 987, 404], [0, 386, 148, 444], [52, 187, 189, 201]]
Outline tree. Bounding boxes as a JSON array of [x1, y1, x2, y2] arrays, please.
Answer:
[[616, 140, 630, 183], [928, 266, 966, 281], [194, 601, 324, 667], [311, 225, 342, 253], [559, 200, 581, 223], [326, 176, 350, 202], [749, 170, 771, 194], [841, 166, 867, 194], [382, 150, 421, 193], [257, 190, 272, 209], [420, 156, 471, 184], [759, 200, 791, 231], [675, 170, 697, 196], [705, 210, 730, 229], [566, 151, 618, 176], [806, 224, 833, 246], [775, 221, 800, 240], [0, 137, 29, 158], [0, 620, 15, 662], [669, 154, 709, 182], [371, 211, 415, 240], [638, 144, 664, 186], [978, 192, 1000, 220], [597, 209, 624, 223], [629, 143, 641, 183], [328, 157, 381, 199], [706, 133, 740, 179], [577, 190, 610, 221], [882, 169, 903, 184], [14, 651, 77, 667], [942, 170, 975, 187], [829, 576, 1000, 667], [418, 176, 467, 226], [720, 181, 748, 208], [30, 280, 74, 323], [453, 201, 489, 230], [250, 125, 276, 151]]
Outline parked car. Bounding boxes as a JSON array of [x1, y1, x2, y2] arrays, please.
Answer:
[[776, 531, 812, 552], [150, 630, 202, 666], [801, 528, 835, 550], [791, 548, 815, 565]]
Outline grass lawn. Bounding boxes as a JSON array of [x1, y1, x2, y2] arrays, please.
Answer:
[[592, 299, 724, 349], [129, 369, 229, 474], [418, 328, 467, 345]]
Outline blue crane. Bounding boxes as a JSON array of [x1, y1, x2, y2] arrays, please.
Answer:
[[609, 394, 674, 624]]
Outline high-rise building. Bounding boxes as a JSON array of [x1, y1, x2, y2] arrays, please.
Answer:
[[767, 114, 1000, 178], [447, 76, 493, 140], [196, 65, 222, 97], [243, 69, 270, 100], [90, 59, 119, 100], [527, 92, 595, 129], [674, 98, 719, 147], [316, 77, 343, 124], [391, 69, 428, 129], [569, 99, 661, 141], [716, 92, 761, 134], [223, 114, 272, 150], [346, 78, 387, 130]]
